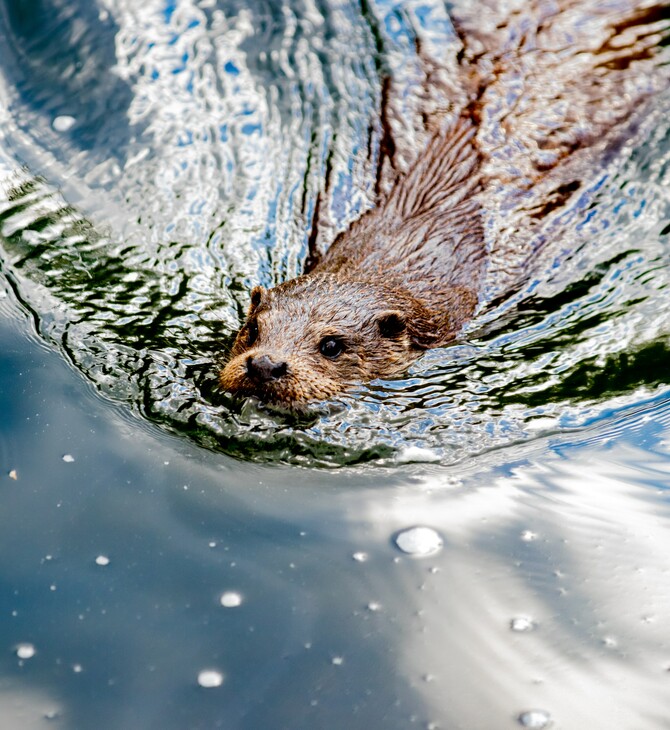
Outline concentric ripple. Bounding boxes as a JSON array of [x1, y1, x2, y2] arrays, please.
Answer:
[[0, 0, 669, 466]]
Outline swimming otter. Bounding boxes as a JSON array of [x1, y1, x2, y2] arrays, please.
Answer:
[[220, 0, 670, 406]]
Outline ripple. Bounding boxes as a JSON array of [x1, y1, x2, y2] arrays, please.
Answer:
[[0, 0, 669, 467]]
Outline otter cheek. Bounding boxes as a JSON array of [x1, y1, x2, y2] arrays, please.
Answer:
[[269, 361, 344, 405]]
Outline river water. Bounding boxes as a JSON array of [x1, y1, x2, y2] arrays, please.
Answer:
[[1, 0, 670, 728]]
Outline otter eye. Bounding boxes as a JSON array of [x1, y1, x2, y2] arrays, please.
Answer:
[[319, 336, 344, 359], [247, 319, 259, 346]]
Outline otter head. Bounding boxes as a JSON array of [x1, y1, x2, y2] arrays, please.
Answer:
[[219, 273, 440, 407]]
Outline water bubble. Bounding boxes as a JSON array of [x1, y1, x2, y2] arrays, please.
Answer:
[[394, 527, 444, 557], [52, 115, 76, 132], [352, 552, 368, 562], [510, 616, 536, 632], [219, 591, 242, 608], [518, 709, 552, 727], [197, 669, 224, 688], [95, 555, 110, 566], [16, 643, 35, 659], [396, 446, 441, 463], [521, 530, 538, 542], [62, 454, 75, 463]]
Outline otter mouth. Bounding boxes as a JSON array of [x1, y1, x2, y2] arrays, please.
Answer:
[[220, 378, 336, 419], [219, 351, 344, 409]]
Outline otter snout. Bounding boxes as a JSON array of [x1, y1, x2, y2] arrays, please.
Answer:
[[246, 354, 288, 382]]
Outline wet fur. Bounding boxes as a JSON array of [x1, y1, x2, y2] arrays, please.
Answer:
[[221, 0, 670, 406]]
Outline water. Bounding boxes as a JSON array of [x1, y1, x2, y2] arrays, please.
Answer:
[[1, 0, 670, 728]]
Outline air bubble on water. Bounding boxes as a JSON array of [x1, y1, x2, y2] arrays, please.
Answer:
[[95, 555, 110, 566], [510, 616, 536, 632], [62, 454, 75, 463], [521, 530, 538, 542], [52, 115, 76, 132], [518, 709, 552, 728], [394, 527, 444, 557], [352, 552, 368, 562], [197, 669, 224, 688], [208, 541, 217, 548], [396, 446, 441, 464], [16, 643, 35, 659], [220, 591, 242, 608]]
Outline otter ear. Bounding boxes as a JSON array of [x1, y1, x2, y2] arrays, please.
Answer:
[[249, 286, 265, 314], [377, 311, 407, 338]]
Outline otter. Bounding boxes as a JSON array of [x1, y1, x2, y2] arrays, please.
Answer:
[[220, 0, 670, 407]]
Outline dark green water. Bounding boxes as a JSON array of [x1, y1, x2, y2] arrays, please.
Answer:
[[1, 0, 670, 728]]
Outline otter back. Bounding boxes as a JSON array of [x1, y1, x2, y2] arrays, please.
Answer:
[[221, 0, 670, 406]]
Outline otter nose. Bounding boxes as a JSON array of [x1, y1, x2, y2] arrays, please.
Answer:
[[246, 354, 288, 382]]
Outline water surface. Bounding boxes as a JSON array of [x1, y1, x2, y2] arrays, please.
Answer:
[[1, 0, 670, 728]]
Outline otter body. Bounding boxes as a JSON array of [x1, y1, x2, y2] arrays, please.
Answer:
[[221, 0, 670, 406]]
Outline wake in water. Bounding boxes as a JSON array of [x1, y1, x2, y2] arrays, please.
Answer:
[[0, 0, 669, 465]]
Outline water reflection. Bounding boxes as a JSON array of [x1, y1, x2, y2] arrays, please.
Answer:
[[1, 4, 670, 726], [0, 0, 670, 465], [343, 414, 670, 727], [2, 290, 670, 727]]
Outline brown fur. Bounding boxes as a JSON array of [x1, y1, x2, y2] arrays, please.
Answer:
[[220, 0, 670, 407]]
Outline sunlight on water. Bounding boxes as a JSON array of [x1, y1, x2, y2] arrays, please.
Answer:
[[0, 0, 669, 469]]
